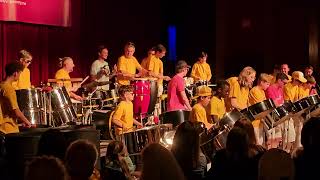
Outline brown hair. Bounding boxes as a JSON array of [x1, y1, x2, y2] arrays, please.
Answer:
[[118, 85, 134, 97]]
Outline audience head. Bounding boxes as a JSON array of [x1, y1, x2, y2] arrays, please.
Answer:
[[238, 66, 256, 88], [141, 143, 185, 180], [226, 127, 250, 158], [65, 139, 98, 179], [5, 61, 24, 80], [301, 117, 320, 151], [18, 49, 32, 68], [25, 156, 68, 180], [234, 118, 256, 145], [172, 121, 200, 173], [37, 129, 67, 160]]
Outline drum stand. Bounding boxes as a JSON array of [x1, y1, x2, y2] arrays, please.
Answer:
[[83, 87, 99, 125]]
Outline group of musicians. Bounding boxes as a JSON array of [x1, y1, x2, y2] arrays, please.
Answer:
[[0, 44, 318, 152]]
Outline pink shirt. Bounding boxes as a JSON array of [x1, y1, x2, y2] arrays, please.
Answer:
[[266, 84, 284, 106], [167, 74, 186, 111]]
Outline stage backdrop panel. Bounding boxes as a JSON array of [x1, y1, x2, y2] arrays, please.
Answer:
[[0, 0, 71, 27]]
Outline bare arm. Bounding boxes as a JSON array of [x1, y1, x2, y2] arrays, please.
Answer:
[[133, 119, 143, 127], [211, 115, 219, 124], [14, 109, 31, 127], [230, 97, 243, 110], [112, 118, 124, 128], [179, 90, 192, 110]]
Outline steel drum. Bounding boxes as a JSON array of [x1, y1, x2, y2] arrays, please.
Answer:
[[49, 87, 77, 126], [121, 125, 161, 154], [264, 101, 296, 129], [293, 97, 312, 116], [219, 109, 244, 128], [242, 99, 276, 120], [307, 94, 320, 117], [16, 88, 46, 125], [159, 110, 190, 128]]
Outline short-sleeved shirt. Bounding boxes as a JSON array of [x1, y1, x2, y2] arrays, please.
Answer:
[[248, 86, 266, 106], [117, 55, 142, 85], [112, 101, 134, 135], [209, 96, 226, 120], [284, 83, 299, 102], [90, 60, 110, 90], [148, 56, 164, 85], [191, 61, 212, 81], [298, 86, 310, 100], [55, 68, 72, 90], [226, 77, 249, 110], [0, 80, 20, 134], [190, 103, 210, 128], [167, 74, 186, 111], [266, 84, 284, 106], [12, 67, 31, 90]]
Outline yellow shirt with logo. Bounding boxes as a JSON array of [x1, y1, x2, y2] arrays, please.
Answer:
[[55, 68, 72, 90], [0, 81, 20, 134], [226, 77, 249, 110], [208, 96, 226, 120], [12, 67, 31, 90], [191, 61, 212, 81], [148, 56, 164, 85], [113, 101, 134, 135], [190, 103, 211, 128], [117, 55, 142, 85], [248, 86, 266, 127], [284, 82, 299, 102]]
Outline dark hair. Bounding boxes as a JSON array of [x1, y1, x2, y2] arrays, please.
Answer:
[[301, 117, 320, 150], [305, 65, 314, 71], [226, 127, 250, 159], [154, 44, 166, 53], [276, 72, 289, 81], [65, 139, 98, 178], [175, 60, 190, 73], [234, 118, 256, 145], [5, 61, 24, 76], [25, 156, 68, 180], [216, 80, 230, 90], [118, 85, 134, 96], [198, 51, 208, 59], [97, 45, 108, 53], [37, 129, 67, 161], [171, 121, 200, 174], [273, 64, 280, 71], [125, 41, 135, 49]]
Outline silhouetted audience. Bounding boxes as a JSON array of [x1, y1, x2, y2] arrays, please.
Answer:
[[171, 121, 207, 180], [37, 129, 67, 160], [24, 155, 69, 180], [141, 143, 185, 180]]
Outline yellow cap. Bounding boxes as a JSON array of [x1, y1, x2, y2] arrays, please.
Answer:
[[292, 71, 307, 83], [193, 85, 212, 99]]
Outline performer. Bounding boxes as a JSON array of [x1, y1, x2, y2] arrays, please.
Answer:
[[111, 85, 143, 135], [12, 49, 32, 90], [0, 62, 32, 134], [266, 72, 289, 106], [90, 45, 115, 91], [281, 64, 292, 81], [147, 44, 171, 96], [117, 42, 148, 86], [141, 47, 155, 70], [284, 71, 306, 102], [55, 57, 82, 101], [299, 75, 316, 98], [191, 51, 212, 83], [167, 60, 192, 111], [248, 73, 273, 145], [304, 65, 313, 77], [208, 80, 230, 123], [189, 86, 213, 129], [270, 64, 280, 84], [226, 66, 256, 110]]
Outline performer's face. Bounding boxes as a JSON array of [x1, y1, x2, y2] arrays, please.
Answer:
[[99, 48, 108, 60], [125, 47, 135, 58], [281, 64, 289, 74], [199, 55, 207, 63], [260, 81, 271, 90], [125, 91, 134, 101], [156, 51, 166, 58], [21, 57, 32, 68], [65, 59, 75, 72], [246, 73, 256, 85], [305, 68, 313, 76], [221, 85, 230, 98], [201, 96, 211, 107]]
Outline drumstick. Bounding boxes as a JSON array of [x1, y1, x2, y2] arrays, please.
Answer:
[[79, 76, 89, 86]]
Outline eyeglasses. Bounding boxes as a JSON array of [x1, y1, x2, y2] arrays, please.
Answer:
[[25, 60, 32, 63]]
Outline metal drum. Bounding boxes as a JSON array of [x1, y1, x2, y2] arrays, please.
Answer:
[[121, 125, 161, 154], [159, 110, 190, 128], [102, 89, 119, 107], [49, 86, 77, 126], [264, 101, 296, 129], [306, 94, 320, 117], [243, 99, 276, 120], [213, 127, 231, 150], [293, 97, 312, 116], [219, 109, 244, 128], [16, 88, 46, 125]]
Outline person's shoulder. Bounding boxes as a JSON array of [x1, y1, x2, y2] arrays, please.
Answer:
[[227, 77, 238, 83]]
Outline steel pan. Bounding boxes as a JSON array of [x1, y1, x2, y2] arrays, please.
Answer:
[[307, 95, 320, 117], [244, 99, 276, 120], [121, 125, 161, 154], [293, 97, 312, 116], [49, 87, 77, 126], [159, 110, 190, 128], [219, 109, 244, 128], [16, 88, 46, 125], [264, 101, 296, 129]]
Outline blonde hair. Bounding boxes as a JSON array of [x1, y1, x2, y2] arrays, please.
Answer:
[[259, 73, 273, 83], [58, 57, 72, 68], [238, 66, 256, 88], [18, 49, 32, 60]]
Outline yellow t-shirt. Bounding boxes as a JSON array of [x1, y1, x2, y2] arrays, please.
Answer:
[[208, 96, 226, 120], [148, 56, 164, 85], [117, 55, 142, 85], [284, 82, 299, 102], [113, 101, 134, 135], [191, 61, 212, 81], [0, 80, 20, 134], [12, 67, 31, 90], [55, 68, 72, 90], [298, 86, 310, 100], [226, 77, 249, 110], [248, 86, 266, 127], [141, 55, 153, 69], [190, 103, 211, 128]]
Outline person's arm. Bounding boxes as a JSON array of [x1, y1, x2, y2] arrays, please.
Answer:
[[14, 109, 31, 127], [230, 97, 242, 110], [133, 119, 143, 127], [179, 90, 192, 110], [211, 115, 219, 124], [69, 92, 83, 101], [207, 64, 212, 81]]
